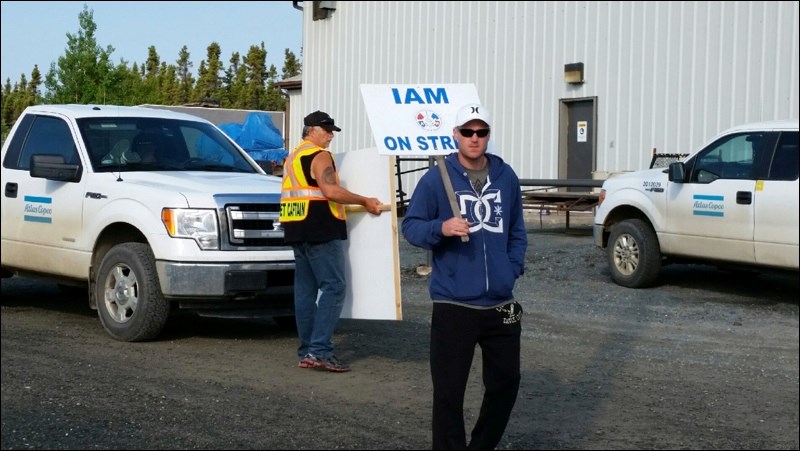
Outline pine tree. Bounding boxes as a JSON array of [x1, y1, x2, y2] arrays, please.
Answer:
[[243, 43, 268, 110], [176, 46, 195, 105], [282, 49, 301, 78], [193, 42, 223, 104]]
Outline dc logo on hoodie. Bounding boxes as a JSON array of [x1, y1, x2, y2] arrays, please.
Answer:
[[457, 189, 503, 234]]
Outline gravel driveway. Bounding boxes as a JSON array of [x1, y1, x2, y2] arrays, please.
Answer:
[[2, 212, 798, 449]]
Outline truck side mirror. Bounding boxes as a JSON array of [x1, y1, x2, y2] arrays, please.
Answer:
[[668, 161, 685, 183], [30, 154, 82, 183]]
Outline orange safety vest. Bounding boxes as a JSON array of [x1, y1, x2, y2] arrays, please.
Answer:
[[280, 140, 346, 222]]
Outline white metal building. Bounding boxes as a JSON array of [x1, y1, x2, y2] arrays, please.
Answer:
[[283, 1, 799, 196]]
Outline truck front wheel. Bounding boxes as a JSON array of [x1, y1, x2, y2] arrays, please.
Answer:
[[95, 243, 170, 341], [607, 219, 661, 288]]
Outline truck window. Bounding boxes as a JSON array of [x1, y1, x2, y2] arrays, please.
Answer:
[[691, 132, 773, 183], [767, 132, 799, 181], [17, 116, 79, 170], [77, 118, 255, 173], [1, 114, 34, 169]]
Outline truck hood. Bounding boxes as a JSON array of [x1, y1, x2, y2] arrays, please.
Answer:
[[602, 167, 667, 191], [105, 171, 283, 206]]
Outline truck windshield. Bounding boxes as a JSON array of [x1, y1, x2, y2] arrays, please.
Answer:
[[77, 117, 258, 173]]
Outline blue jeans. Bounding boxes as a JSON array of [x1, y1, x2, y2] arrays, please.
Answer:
[[291, 240, 346, 359]]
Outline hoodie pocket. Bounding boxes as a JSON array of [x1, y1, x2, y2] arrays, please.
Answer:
[[434, 251, 485, 299], [487, 253, 517, 298]]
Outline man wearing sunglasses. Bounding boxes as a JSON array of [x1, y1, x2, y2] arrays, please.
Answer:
[[402, 103, 527, 449]]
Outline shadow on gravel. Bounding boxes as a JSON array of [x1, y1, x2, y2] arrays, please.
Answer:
[[0, 276, 93, 316], [650, 264, 798, 305], [157, 314, 296, 341], [336, 317, 431, 364], [526, 225, 594, 237]]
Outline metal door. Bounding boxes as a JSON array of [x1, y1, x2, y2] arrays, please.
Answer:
[[560, 98, 596, 191]]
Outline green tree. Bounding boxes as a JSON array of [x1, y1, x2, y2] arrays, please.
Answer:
[[1, 78, 13, 141], [263, 64, 285, 111], [160, 63, 182, 105], [224, 52, 247, 109], [12, 74, 31, 119], [282, 48, 302, 78], [257, 48, 302, 112], [28, 65, 43, 104], [242, 43, 268, 110], [193, 42, 223, 104], [176, 46, 195, 104], [141, 45, 161, 103], [95, 52, 113, 104], [43, 4, 115, 104], [107, 62, 142, 105]]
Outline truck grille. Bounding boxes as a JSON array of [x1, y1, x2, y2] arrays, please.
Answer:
[[222, 203, 287, 249]]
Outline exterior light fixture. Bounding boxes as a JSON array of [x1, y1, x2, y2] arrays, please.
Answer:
[[564, 63, 585, 84], [313, 1, 337, 21]]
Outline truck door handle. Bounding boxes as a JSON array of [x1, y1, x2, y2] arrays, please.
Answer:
[[736, 191, 752, 205], [5, 182, 18, 198]]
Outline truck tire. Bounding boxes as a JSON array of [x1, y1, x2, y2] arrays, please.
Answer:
[[607, 218, 661, 288], [95, 243, 170, 342]]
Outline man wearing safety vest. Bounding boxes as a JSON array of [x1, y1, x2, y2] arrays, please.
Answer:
[[280, 110, 384, 372]]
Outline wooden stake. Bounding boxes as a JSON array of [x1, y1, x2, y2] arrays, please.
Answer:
[[436, 155, 469, 243]]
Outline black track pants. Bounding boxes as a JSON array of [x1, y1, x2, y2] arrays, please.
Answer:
[[430, 302, 522, 450]]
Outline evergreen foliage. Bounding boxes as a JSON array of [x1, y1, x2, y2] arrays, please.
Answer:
[[1, 4, 302, 141]]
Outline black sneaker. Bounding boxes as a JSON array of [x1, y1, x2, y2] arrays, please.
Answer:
[[315, 355, 350, 372]]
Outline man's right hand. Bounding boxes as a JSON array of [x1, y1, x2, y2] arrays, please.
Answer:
[[442, 216, 470, 237], [364, 197, 383, 215]]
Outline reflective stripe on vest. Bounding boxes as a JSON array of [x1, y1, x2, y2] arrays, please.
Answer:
[[280, 141, 346, 222]]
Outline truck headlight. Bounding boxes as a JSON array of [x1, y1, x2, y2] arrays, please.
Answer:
[[161, 208, 219, 250]]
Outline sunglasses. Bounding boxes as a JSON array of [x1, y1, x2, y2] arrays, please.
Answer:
[[459, 128, 490, 138]]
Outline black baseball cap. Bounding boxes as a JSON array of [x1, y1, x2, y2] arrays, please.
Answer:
[[304, 110, 341, 132]]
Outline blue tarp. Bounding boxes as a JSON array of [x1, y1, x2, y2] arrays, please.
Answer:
[[219, 112, 288, 164]]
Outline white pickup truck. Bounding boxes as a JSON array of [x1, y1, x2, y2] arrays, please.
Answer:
[[594, 119, 799, 288], [1, 104, 295, 341]]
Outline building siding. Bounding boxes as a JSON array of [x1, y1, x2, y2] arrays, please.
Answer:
[[294, 1, 799, 195]]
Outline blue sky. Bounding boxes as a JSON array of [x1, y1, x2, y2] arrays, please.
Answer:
[[0, 1, 303, 85]]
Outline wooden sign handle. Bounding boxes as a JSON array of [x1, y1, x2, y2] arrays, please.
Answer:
[[345, 204, 392, 213], [436, 155, 469, 243]]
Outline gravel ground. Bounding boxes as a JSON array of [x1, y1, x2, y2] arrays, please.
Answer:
[[2, 211, 798, 449]]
